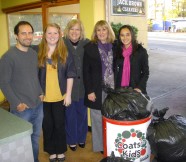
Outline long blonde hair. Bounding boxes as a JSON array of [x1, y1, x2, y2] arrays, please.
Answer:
[[38, 23, 68, 68], [91, 20, 115, 43]]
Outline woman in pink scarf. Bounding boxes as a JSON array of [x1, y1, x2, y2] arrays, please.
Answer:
[[114, 25, 149, 94]]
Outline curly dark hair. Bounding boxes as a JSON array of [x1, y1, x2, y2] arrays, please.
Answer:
[[14, 21, 34, 35]]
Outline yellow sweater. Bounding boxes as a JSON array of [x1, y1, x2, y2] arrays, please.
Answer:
[[44, 64, 65, 102]]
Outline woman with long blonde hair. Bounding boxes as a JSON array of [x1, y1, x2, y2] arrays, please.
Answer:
[[63, 19, 89, 151], [83, 20, 115, 153], [38, 23, 76, 162]]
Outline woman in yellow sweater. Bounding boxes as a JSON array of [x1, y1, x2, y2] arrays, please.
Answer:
[[38, 23, 76, 162]]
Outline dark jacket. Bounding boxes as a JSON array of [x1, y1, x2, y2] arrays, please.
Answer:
[[63, 38, 89, 101], [83, 42, 115, 110], [83, 42, 102, 110], [114, 44, 149, 94], [38, 52, 77, 96]]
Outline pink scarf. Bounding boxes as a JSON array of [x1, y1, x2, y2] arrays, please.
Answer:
[[121, 44, 132, 87]]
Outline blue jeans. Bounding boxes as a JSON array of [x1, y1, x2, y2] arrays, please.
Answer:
[[11, 103, 43, 162], [65, 99, 88, 145]]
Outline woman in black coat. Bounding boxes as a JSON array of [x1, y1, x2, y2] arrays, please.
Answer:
[[83, 20, 115, 152], [114, 25, 149, 94]]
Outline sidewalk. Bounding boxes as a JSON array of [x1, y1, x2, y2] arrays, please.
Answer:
[[147, 47, 186, 118], [148, 31, 186, 39]]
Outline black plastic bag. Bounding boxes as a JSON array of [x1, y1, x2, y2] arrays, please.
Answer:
[[149, 108, 186, 162], [101, 87, 152, 120], [100, 157, 132, 162], [100, 151, 132, 162]]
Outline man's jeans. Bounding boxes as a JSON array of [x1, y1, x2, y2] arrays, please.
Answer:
[[11, 103, 43, 162]]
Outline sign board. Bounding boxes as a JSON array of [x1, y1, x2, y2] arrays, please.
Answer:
[[103, 116, 151, 162], [111, 0, 145, 16]]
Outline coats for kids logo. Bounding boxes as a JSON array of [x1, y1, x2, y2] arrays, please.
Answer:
[[114, 128, 147, 161]]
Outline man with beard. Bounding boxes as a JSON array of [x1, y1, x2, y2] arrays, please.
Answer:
[[0, 21, 43, 162]]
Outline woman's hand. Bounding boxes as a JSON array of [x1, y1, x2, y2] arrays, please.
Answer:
[[134, 88, 142, 93], [64, 78, 73, 107], [88, 92, 96, 102], [64, 94, 72, 107]]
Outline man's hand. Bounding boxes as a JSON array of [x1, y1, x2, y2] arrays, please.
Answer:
[[17, 103, 29, 112], [39, 95, 44, 101]]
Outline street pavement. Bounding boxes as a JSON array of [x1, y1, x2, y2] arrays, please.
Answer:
[[147, 32, 186, 118]]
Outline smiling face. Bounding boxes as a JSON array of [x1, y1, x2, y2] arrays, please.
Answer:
[[15, 24, 33, 51], [96, 26, 108, 43], [119, 28, 132, 48], [45, 26, 59, 46], [69, 23, 81, 43]]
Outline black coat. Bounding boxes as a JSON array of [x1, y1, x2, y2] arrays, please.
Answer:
[[114, 44, 149, 94], [83, 42, 106, 110]]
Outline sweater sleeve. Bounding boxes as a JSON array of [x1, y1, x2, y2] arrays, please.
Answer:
[[0, 55, 20, 108], [66, 52, 77, 78]]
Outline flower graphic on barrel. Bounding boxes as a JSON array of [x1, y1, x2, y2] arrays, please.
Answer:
[[114, 128, 147, 161]]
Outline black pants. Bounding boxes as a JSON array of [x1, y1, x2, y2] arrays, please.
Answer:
[[42, 101, 67, 154]]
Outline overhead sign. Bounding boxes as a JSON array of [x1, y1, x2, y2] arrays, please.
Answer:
[[111, 0, 145, 16]]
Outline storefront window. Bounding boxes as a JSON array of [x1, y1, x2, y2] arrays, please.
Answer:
[[8, 12, 42, 46], [7, 4, 79, 46], [49, 14, 78, 36]]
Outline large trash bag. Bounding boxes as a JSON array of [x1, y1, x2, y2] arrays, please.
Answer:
[[100, 151, 132, 162], [101, 87, 152, 120], [100, 157, 132, 162], [148, 108, 186, 162]]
